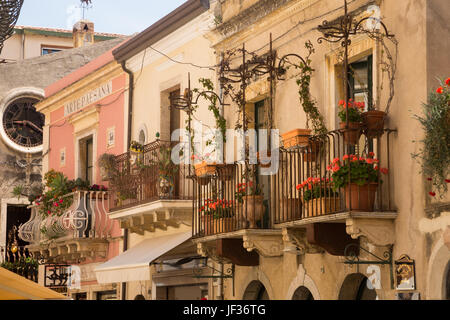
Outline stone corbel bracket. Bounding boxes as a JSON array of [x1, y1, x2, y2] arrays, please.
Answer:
[[196, 242, 231, 265], [242, 233, 284, 257], [282, 228, 324, 254], [346, 217, 396, 247]]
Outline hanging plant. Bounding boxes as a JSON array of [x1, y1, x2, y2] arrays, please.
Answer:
[[412, 77, 450, 198], [294, 41, 328, 136]]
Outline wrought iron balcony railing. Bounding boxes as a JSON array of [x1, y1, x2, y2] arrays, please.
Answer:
[[108, 140, 192, 212], [273, 128, 396, 224], [18, 191, 112, 245], [192, 127, 396, 238], [192, 163, 272, 238], [0, 245, 38, 282]]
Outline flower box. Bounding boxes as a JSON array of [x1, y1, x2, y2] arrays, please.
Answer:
[[194, 161, 217, 177], [281, 129, 312, 149], [303, 197, 340, 217]]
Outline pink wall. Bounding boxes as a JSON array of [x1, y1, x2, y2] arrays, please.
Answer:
[[47, 73, 126, 266], [48, 73, 126, 183]]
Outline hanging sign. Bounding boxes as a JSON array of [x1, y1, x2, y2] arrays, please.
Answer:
[[395, 255, 416, 291]]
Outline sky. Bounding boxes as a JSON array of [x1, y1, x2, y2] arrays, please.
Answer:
[[16, 0, 188, 35]]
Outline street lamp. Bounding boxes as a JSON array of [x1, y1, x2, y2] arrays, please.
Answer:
[[0, 0, 24, 55]]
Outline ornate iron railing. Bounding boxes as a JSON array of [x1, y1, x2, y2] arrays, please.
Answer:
[[0, 245, 38, 282], [192, 163, 271, 238], [192, 128, 395, 238], [109, 140, 192, 212], [273, 128, 396, 224], [18, 191, 113, 244]]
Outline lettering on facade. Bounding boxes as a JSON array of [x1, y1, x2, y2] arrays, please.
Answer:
[[64, 81, 112, 117]]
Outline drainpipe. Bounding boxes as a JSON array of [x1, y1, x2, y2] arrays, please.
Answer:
[[120, 60, 134, 300]]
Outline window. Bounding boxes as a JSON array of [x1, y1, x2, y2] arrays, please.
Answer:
[[96, 290, 117, 300], [169, 88, 181, 141], [348, 55, 373, 110], [79, 136, 94, 184]]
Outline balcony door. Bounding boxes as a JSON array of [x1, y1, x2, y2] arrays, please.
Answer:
[[79, 135, 94, 184]]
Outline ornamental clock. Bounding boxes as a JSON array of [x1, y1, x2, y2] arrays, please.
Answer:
[[1, 98, 44, 152]]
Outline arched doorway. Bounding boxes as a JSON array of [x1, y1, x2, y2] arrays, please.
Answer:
[[242, 281, 270, 300], [338, 273, 377, 300], [292, 286, 314, 300]]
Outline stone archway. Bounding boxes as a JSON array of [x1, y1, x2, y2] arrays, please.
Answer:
[[292, 286, 314, 300], [242, 280, 269, 300], [338, 273, 378, 300], [239, 268, 274, 300], [286, 264, 320, 300], [426, 238, 450, 299]]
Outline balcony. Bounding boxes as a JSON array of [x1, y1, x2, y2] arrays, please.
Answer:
[[107, 140, 193, 234], [18, 191, 114, 263], [192, 128, 398, 260], [0, 246, 38, 282]]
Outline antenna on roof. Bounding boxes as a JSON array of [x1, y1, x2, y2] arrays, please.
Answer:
[[79, 0, 93, 20]]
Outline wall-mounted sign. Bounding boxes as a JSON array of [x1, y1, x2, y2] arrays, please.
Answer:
[[44, 264, 71, 288], [64, 81, 112, 117], [395, 255, 416, 291]]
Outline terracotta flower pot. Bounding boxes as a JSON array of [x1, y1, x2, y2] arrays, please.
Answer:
[[302, 197, 340, 218], [201, 216, 235, 235], [242, 195, 264, 228], [363, 110, 386, 137], [344, 183, 378, 212], [213, 217, 235, 234], [194, 161, 217, 177], [282, 129, 312, 149], [340, 122, 361, 145]]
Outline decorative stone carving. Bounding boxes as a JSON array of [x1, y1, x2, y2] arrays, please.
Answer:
[[196, 242, 232, 264], [242, 234, 284, 257], [282, 228, 324, 254], [444, 226, 450, 250], [346, 218, 395, 246]]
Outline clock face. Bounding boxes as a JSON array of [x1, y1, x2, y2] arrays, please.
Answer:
[[2, 98, 44, 148]]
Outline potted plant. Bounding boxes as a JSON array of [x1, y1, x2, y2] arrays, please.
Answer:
[[200, 199, 235, 235], [296, 177, 339, 217], [338, 99, 365, 145], [152, 146, 178, 199], [129, 141, 144, 166], [281, 129, 312, 149], [327, 153, 388, 211], [362, 109, 386, 138], [235, 180, 264, 229]]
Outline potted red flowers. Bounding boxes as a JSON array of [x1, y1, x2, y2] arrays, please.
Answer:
[[327, 153, 388, 211], [296, 177, 339, 217], [338, 99, 365, 144], [199, 199, 235, 235]]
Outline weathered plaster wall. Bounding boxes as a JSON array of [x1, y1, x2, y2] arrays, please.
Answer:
[[208, 0, 449, 300]]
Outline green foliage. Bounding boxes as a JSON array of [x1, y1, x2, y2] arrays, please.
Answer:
[[294, 41, 328, 136], [327, 155, 386, 190], [297, 178, 337, 201], [199, 199, 234, 219], [412, 78, 450, 197], [337, 100, 365, 123]]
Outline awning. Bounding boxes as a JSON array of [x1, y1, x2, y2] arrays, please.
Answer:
[[0, 268, 69, 300], [95, 231, 192, 284]]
